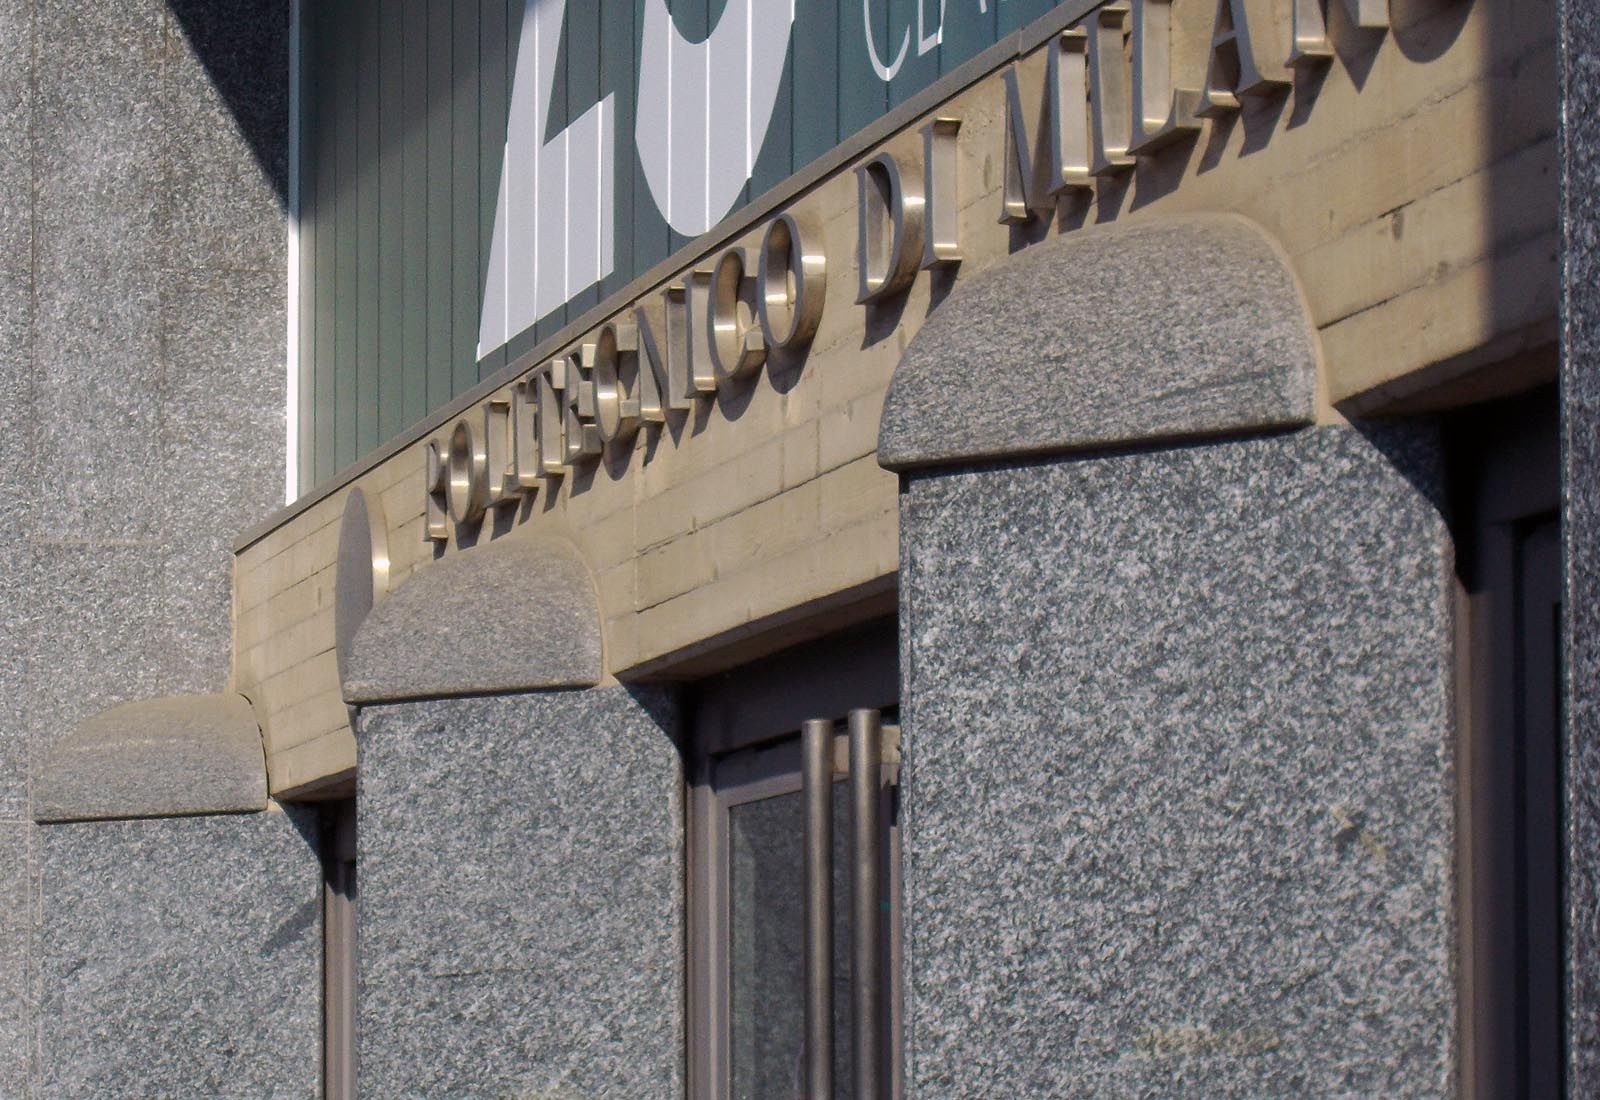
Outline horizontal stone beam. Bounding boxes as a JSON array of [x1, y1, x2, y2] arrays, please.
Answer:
[[34, 693, 268, 823], [342, 535, 603, 704], [877, 214, 1318, 470]]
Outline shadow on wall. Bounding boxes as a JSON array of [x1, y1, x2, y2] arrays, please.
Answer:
[[166, 0, 290, 207]]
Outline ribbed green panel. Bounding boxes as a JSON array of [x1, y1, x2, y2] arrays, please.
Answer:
[[310, 0, 335, 485], [1001, 0, 1062, 34], [565, 0, 602, 320], [452, 0, 482, 397], [400, 0, 429, 432], [747, 15, 793, 204], [424, 0, 453, 418], [330, 0, 357, 473], [377, 2, 405, 442], [630, 0, 671, 296], [298, 0, 1071, 490], [599, 0, 636, 303], [888, 0, 940, 108], [790, 1, 837, 169], [478, 0, 510, 385], [534, 3, 571, 348], [355, 0, 380, 457], [939, 0, 996, 74]]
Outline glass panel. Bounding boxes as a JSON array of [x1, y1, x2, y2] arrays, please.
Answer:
[[831, 781, 853, 1100], [727, 782, 853, 1100], [729, 789, 803, 1100]]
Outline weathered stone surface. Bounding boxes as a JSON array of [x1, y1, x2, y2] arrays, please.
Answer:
[[357, 688, 683, 1098], [160, 259, 288, 558], [162, 0, 289, 269], [1562, 0, 1600, 1084], [0, 1, 288, 1094], [0, 557, 35, 821], [0, 822, 32, 1100], [898, 424, 1454, 1097], [34, 694, 267, 822], [32, 0, 168, 545], [334, 487, 388, 685], [16, 0, 286, 757], [344, 537, 603, 702], [877, 214, 1317, 470], [36, 808, 321, 1100]]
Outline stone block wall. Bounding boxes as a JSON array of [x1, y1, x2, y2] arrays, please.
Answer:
[[356, 687, 685, 1098], [1561, 0, 1600, 1082], [231, 0, 1556, 799], [36, 810, 322, 1100], [897, 425, 1457, 1096], [0, 0, 290, 1092]]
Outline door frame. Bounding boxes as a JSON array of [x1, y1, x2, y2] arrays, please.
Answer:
[[685, 620, 900, 1100]]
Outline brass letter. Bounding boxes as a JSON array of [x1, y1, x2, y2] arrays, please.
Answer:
[[511, 378, 541, 490], [1129, 0, 1200, 154], [707, 247, 767, 389], [445, 417, 488, 526], [562, 348, 602, 464], [592, 321, 643, 445], [998, 32, 1091, 225], [483, 396, 521, 507], [759, 213, 828, 348], [536, 361, 566, 477], [1087, 5, 1136, 176], [1199, 0, 1289, 117], [685, 270, 719, 394], [921, 118, 962, 266], [634, 300, 691, 422], [660, 282, 714, 402], [856, 153, 925, 303], [424, 439, 448, 542], [1000, 65, 1035, 222], [1289, 0, 1388, 66]]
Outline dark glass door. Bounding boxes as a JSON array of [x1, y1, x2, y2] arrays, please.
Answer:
[[1451, 385, 1563, 1098], [686, 623, 901, 1100]]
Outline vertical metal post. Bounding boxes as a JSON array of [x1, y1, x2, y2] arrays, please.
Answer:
[[850, 708, 884, 1100], [323, 799, 357, 1100], [687, 759, 729, 1100], [802, 718, 835, 1100]]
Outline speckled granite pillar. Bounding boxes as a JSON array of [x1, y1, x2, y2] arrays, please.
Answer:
[[356, 687, 685, 1098], [1562, 0, 1600, 1085], [0, 2, 39, 1086], [0, 0, 287, 1091], [898, 424, 1455, 1098], [35, 809, 322, 1099]]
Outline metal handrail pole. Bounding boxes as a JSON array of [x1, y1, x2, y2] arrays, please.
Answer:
[[850, 708, 884, 1100], [802, 718, 835, 1100]]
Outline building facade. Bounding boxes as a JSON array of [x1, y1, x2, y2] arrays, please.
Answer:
[[0, 0, 1592, 1096]]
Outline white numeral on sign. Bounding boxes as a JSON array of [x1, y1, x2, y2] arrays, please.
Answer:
[[634, 0, 797, 237], [479, 0, 617, 359]]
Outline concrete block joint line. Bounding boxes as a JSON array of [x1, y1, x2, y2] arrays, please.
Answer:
[[0, 0, 1586, 1096]]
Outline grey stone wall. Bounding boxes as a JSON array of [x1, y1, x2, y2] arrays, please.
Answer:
[[1561, 0, 1600, 1085], [898, 425, 1456, 1098], [0, 0, 288, 1092], [36, 809, 321, 1100], [356, 687, 685, 1098]]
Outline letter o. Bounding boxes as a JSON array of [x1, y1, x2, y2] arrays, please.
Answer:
[[592, 323, 641, 445], [446, 418, 488, 525], [707, 247, 767, 390], [758, 212, 827, 351]]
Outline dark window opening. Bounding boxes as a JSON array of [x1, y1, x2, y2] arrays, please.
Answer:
[[320, 797, 357, 1100], [687, 623, 902, 1100], [1448, 383, 1563, 1099]]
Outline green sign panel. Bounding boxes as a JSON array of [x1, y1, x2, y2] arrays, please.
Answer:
[[299, 0, 1067, 486]]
